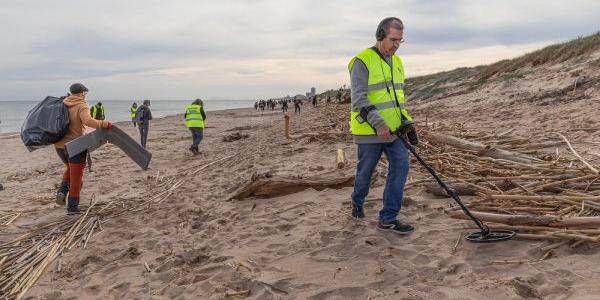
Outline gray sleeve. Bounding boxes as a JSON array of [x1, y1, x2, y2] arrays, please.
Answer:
[[350, 59, 386, 130]]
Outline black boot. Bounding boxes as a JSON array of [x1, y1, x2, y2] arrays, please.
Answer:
[[189, 146, 199, 155], [351, 204, 365, 219], [67, 197, 81, 215], [56, 182, 69, 206]]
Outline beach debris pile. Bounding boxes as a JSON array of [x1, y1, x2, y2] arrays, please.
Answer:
[[412, 123, 600, 243], [222, 132, 249, 142], [0, 211, 20, 226], [289, 103, 600, 243]]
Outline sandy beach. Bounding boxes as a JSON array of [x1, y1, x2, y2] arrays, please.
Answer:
[[1, 77, 600, 300], [2, 1, 600, 299]]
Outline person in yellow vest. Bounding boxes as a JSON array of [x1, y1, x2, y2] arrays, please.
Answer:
[[130, 102, 138, 127], [348, 17, 418, 235], [184, 98, 206, 155], [90, 101, 105, 120]]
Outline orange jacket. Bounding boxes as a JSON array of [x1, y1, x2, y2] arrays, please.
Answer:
[[54, 95, 109, 149]]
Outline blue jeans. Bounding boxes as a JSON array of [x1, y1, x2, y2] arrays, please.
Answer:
[[351, 138, 409, 223]]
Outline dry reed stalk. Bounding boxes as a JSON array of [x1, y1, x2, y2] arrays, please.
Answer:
[[555, 132, 599, 174]]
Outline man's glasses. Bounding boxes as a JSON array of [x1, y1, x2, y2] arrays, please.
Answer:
[[390, 38, 405, 45]]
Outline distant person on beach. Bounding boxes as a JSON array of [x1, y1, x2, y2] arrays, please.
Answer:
[[294, 99, 301, 114], [282, 100, 288, 113], [184, 98, 206, 155], [130, 102, 138, 127], [135, 99, 152, 148], [348, 17, 417, 235], [254, 102, 258, 110], [54, 83, 113, 215], [90, 101, 105, 120]]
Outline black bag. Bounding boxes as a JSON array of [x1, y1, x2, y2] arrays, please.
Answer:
[[21, 96, 70, 151], [134, 105, 146, 123]]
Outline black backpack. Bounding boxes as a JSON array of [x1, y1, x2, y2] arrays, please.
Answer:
[[21, 96, 70, 151], [134, 105, 147, 123]]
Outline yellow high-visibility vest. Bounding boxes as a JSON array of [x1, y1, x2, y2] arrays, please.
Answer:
[[348, 48, 412, 136], [185, 104, 204, 128], [90, 105, 105, 120]]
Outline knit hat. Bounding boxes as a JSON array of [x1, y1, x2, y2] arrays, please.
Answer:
[[69, 83, 88, 94]]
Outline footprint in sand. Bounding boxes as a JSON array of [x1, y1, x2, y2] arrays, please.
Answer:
[[276, 223, 296, 232], [444, 262, 470, 276], [411, 254, 431, 265], [109, 282, 131, 297], [308, 286, 368, 300], [83, 284, 103, 296]]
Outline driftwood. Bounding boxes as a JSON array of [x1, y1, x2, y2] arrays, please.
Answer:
[[227, 173, 355, 200], [555, 132, 599, 174], [284, 114, 292, 139], [425, 132, 543, 164], [336, 149, 346, 169], [449, 210, 600, 228], [424, 183, 478, 197]]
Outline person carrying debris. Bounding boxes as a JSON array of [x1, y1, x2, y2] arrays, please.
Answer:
[[130, 102, 138, 127], [90, 101, 105, 120], [55, 83, 113, 215], [184, 98, 206, 155], [135, 99, 152, 148], [348, 17, 418, 234]]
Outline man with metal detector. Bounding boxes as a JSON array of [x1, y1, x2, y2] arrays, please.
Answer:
[[348, 17, 419, 234], [349, 17, 515, 242]]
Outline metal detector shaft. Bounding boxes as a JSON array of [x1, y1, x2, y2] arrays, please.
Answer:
[[397, 135, 489, 235]]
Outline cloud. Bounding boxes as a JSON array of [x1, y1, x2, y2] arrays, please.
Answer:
[[0, 0, 598, 99]]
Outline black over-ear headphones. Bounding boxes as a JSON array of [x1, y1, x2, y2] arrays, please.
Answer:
[[376, 17, 402, 41]]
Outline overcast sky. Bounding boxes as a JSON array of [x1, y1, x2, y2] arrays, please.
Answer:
[[1, 0, 598, 101]]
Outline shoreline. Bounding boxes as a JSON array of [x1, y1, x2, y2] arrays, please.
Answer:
[[0, 106, 255, 136]]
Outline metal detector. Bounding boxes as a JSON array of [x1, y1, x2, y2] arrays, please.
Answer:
[[396, 129, 515, 243]]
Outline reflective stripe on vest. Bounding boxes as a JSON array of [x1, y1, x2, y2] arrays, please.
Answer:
[[367, 81, 405, 92], [348, 48, 413, 136], [352, 101, 405, 112], [185, 104, 204, 128]]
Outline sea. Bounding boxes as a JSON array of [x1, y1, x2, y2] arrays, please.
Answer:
[[0, 99, 256, 134]]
